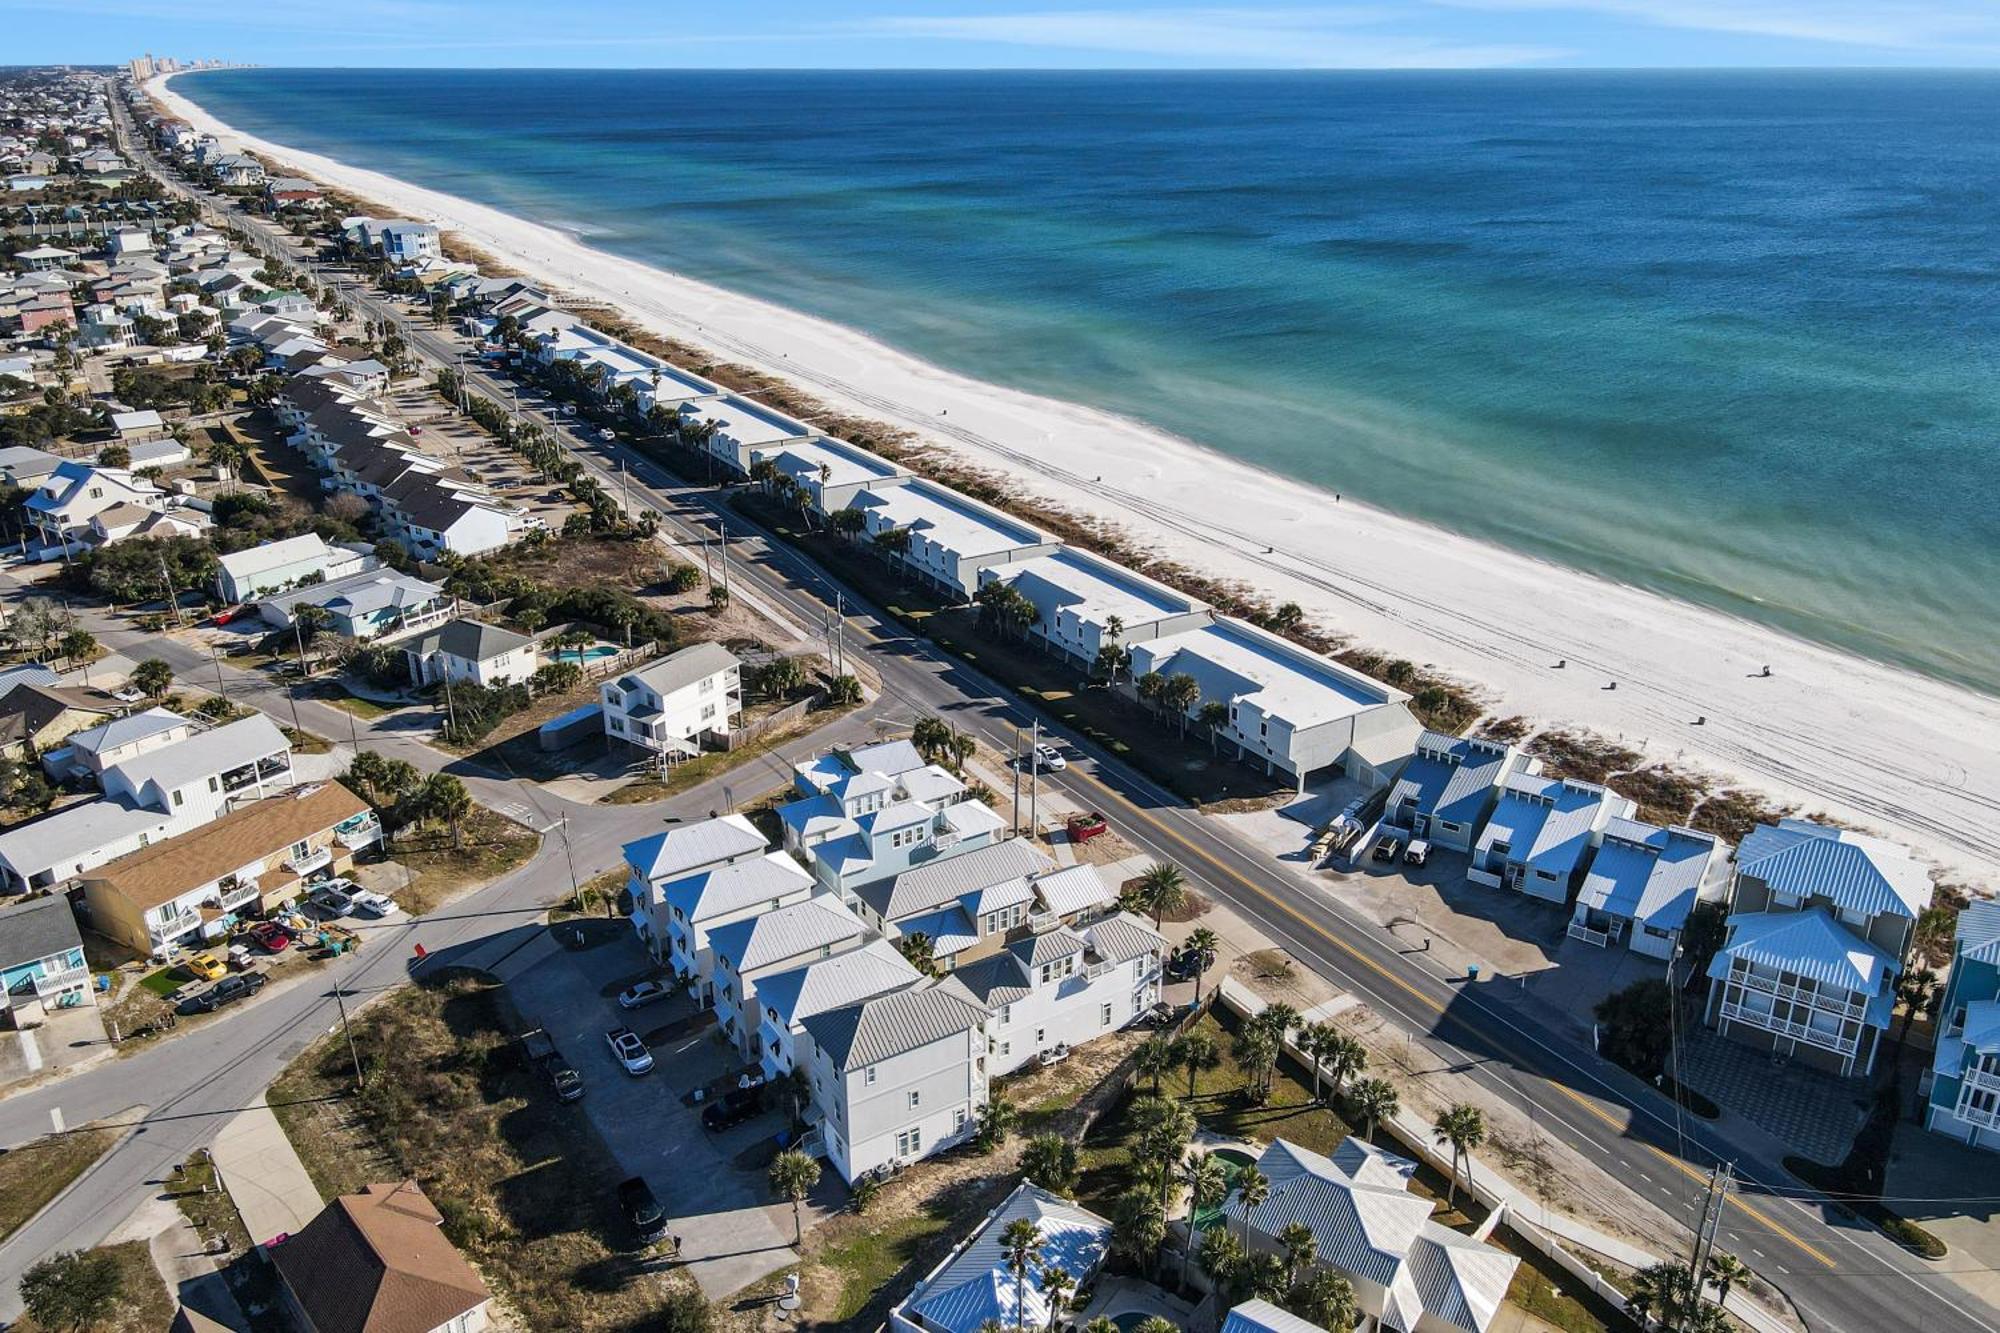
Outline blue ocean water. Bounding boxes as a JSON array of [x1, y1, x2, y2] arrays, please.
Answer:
[[179, 69, 2000, 694]]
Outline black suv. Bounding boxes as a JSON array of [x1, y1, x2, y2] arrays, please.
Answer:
[[192, 973, 267, 1013], [700, 1085, 764, 1132], [618, 1176, 669, 1244]]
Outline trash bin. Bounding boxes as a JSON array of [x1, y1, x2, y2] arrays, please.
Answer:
[[1466, 964, 1481, 982]]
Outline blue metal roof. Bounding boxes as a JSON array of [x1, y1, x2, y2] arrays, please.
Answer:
[[1735, 819, 1930, 920], [1576, 820, 1719, 933]]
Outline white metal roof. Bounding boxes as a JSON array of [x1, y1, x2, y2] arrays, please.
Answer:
[[1131, 617, 1399, 732], [855, 478, 1050, 560]]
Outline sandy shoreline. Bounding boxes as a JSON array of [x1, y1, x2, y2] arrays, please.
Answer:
[[151, 71, 2000, 886]]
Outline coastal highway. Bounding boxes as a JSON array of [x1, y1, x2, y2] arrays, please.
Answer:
[[103, 95, 2000, 1333]]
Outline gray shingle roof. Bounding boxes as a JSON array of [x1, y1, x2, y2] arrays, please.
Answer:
[[619, 641, 738, 698], [0, 894, 83, 972], [801, 982, 987, 1071], [403, 618, 533, 665]]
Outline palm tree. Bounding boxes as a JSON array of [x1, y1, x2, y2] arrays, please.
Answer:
[[1038, 1261, 1074, 1333], [1080, 1320, 1118, 1333], [1179, 1152, 1230, 1289], [1324, 1032, 1367, 1099], [1135, 1032, 1177, 1095], [417, 773, 472, 850], [1278, 1220, 1317, 1289], [1291, 1268, 1357, 1330], [1233, 1024, 1278, 1103], [1161, 672, 1201, 736], [1255, 1002, 1299, 1048], [1706, 1251, 1750, 1307], [1182, 925, 1219, 1008], [977, 1093, 1018, 1152], [1136, 862, 1187, 928], [1348, 1077, 1399, 1144], [1629, 1260, 1701, 1328], [1172, 1030, 1218, 1100], [1132, 1097, 1196, 1214], [1198, 699, 1229, 752], [1021, 1134, 1078, 1195], [1295, 1022, 1332, 1101], [1197, 1225, 1246, 1299], [1000, 1217, 1044, 1333], [1233, 1167, 1268, 1245], [1896, 966, 1940, 1046], [129, 657, 173, 700], [1132, 1320, 1178, 1333], [1434, 1103, 1487, 1207], [1111, 1186, 1166, 1277], [767, 1149, 819, 1244]]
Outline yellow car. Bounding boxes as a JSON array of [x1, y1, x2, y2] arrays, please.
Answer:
[[185, 952, 228, 982]]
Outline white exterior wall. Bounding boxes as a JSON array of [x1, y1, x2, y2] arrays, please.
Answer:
[[984, 949, 1162, 1076], [602, 663, 741, 754], [815, 1027, 986, 1184]]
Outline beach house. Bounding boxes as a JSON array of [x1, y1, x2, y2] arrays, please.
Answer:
[[255, 569, 454, 642], [693, 394, 818, 477], [99, 714, 295, 837], [800, 982, 991, 1183], [1925, 900, 2000, 1152], [752, 938, 923, 1081], [214, 533, 372, 603], [1125, 618, 1420, 792], [270, 1182, 492, 1333], [889, 1182, 1112, 1333], [399, 618, 537, 689], [1468, 773, 1636, 903], [709, 896, 871, 1061], [975, 547, 1211, 671], [848, 838, 1056, 970], [760, 436, 910, 515], [646, 848, 817, 1003], [46, 707, 191, 784], [1383, 731, 1541, 854], [1703, 819, 1933, 1078], [599, 641, 742, 765], [1567, 819, 1725, 956], [24, 461, 165, 558], [778, 741, 1006, 904], [948, 910, 1164, 1075], [1224, 1137, 1519, 1333], [622, 813, 776, 977], [0, 895, 94, 1030], [850, 477, 1059, 600]]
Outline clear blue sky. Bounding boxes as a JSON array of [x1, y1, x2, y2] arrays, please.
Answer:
[[9, 0, 1998, 69]]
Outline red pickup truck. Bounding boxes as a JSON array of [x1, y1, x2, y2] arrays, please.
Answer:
[[1066, 811, 1109, 843]]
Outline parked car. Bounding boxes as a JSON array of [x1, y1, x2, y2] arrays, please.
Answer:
[[618, 1176, 670, 1244], [597, 427, 616, 441], [193, 972, 266, 1012], [1033, 742, 1067, 771], [244, 922, 292, 953], [1065, 811, 1109, 843], [408, 424, 423, 436], [1370, 832, 1404, 863], [618, 980, 672, 1010], [1165, 947, 1212, 982], [700, 1085, 763, 1132], [559, 404, 576, 417], [605, 1027, 654, 1075], [210, 605, 244, 626], [185, 951, 227, 982], [1404, 838, 1432, 867], [112, 686, 145, 704], [347, 887, 397, 917], [309, 883, 355, 916], [521, 1028, 583, 1102]]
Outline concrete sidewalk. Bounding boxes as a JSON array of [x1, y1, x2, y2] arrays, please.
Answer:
[[211, 1103, 323, 1249]]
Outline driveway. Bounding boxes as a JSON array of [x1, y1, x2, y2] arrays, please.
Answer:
[[504, 922, 799, 1297]]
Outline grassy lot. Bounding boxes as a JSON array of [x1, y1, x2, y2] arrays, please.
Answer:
[[11, 1241, 174, 1333], [385, 807, 541, 915], [282, 725, 333, 756], [548, 868, 627, 921], [0, 1129, 116, 1243], [311, 686, 401, 721], [170, 1152, 251, 1255], [268, 971, 705, 1329], [734, 495, 1291, 808]]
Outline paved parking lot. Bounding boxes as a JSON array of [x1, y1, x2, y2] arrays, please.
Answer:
[[504, 922, 802, 1297], [383, 387, 578, 530]]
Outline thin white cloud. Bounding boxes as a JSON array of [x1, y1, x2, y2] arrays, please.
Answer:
[[857, 6, 1567, 66], [1433, 0, 2000, 53]]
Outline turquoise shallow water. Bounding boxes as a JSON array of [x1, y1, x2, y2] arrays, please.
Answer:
[[179, 69, 2000, 694]]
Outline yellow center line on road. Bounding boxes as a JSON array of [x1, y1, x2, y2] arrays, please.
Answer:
[[1062, 766, 1840, 1271]]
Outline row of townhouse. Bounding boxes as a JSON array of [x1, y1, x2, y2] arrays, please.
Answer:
[[1382, 730, 1949, 1085], [277, 367, 522, 559], [621, 740, 1164, 1184]]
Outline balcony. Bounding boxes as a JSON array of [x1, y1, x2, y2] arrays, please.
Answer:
[[1720, 998, 1859, 1057], [1728, 967, 1868, 1020], [1963, 1065, 2000, 1098], [1083, 958, 1117, 981], [1028, 910, 1061, 935], [285, 846, 332, 876], [32, 965, 90, 997], [334, 812, 382, 849], [219, 880, 260, 910], [1566, 919, 1612, 948]]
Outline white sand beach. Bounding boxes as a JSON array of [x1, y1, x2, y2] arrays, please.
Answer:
[[152, 72, 2000, 887]]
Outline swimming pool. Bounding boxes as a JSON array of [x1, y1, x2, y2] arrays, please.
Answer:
[[1190, 1146, 1259, 1232], [555, 645, 619, 665]]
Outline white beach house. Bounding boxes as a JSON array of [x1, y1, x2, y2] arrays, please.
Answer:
[[1567, 819, 1725, 957], [976, 547, 1211, 670], [851, 477, 1060, 600], [1468, 773, 1636, 903], [1383, 731, 1543, 854], [599, 641, 742, 765]]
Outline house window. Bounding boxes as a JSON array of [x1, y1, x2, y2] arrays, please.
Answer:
[[1101, 1003, 1114, 1026], [1035, 1027, 1046, 1045], [171, 790, 183, 807], [865, 1066, 877, 1086], [998, 1004, 1011, 1025], [208, 776, 219, 793], [895, 1127, 921, 1158], [1440, 820, 1461, 833], [908, 1090, 921, 1109], [292, 839, 311, 860], [953, 1107, 969, 1134]]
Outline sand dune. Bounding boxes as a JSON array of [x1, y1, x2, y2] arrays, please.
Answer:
[[152, 72, 2000, 887]]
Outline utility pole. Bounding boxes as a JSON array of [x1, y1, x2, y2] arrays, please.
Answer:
[[1028, 718, 1041, 838], [334, 977, 364, 1089], [209, 646, 227, 702], [833, 592, 846, 676], [1679, 1161, 1732, 1331], [1012, 726, 1022, 835], [718, 522, 731, 599]]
